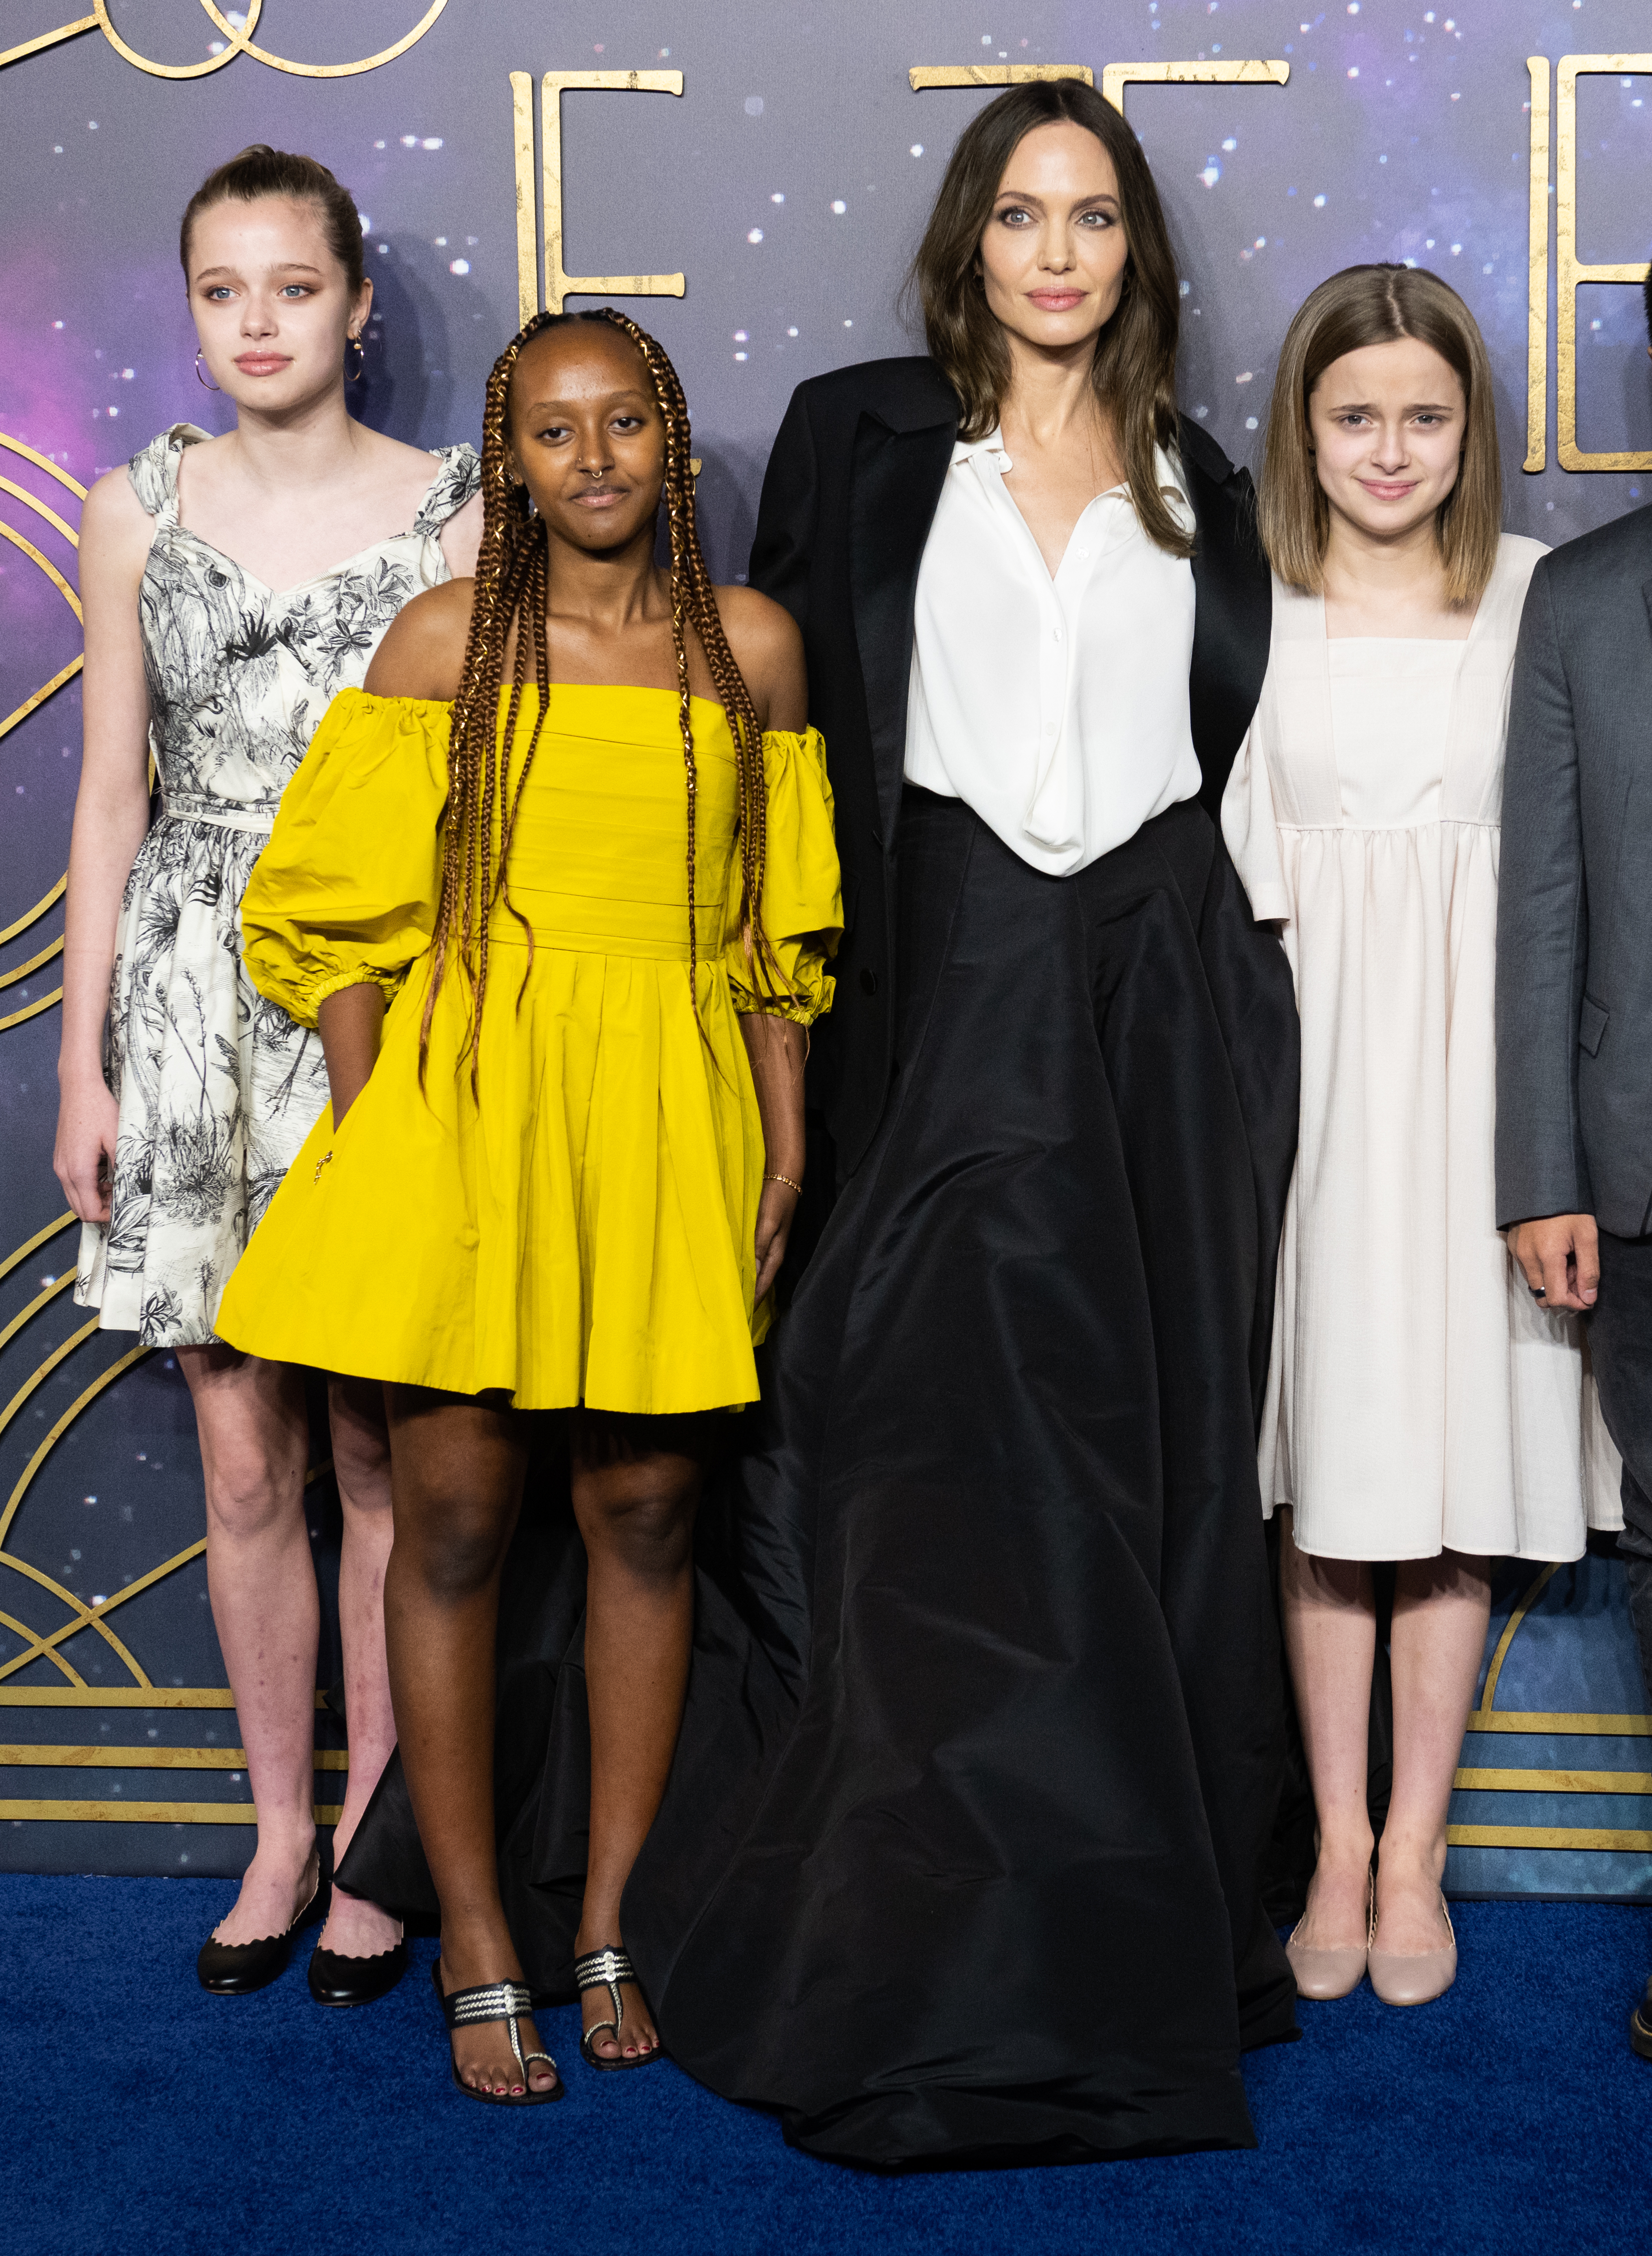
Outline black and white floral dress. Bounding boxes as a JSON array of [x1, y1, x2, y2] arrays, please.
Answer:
[[76, 423, 480, 1346]]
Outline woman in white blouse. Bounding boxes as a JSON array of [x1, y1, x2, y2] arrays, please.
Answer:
[[623, 82, 1302, 2168], [1223, 265, 1616, 2009]]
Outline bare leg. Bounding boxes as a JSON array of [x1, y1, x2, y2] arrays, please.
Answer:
[[1279, 1509, 1377, 1950], [180, 1345, 319, 1945], [317, 1373, 400, 1958], [1374, 1549, 1490, 1953], [570, 1409, 710, 2062], [381, 1386, 555, 2097]]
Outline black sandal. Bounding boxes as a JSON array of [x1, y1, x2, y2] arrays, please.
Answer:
[[575, 1944, 663, 2072], [432, 1960, 564, 2105]]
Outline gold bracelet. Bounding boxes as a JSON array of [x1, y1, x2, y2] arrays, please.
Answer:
[[763, 1172, 803, 1196]]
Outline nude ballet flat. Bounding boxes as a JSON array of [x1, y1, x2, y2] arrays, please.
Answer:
[[1284, 1878, 1371, 2000], [1368, 1892, 1457, 2007]]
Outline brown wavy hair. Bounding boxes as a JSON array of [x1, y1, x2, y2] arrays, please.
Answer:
[[1259, 263, 1501, 604], [421, 308, 776, 1087], [180, 146, 364, 291], [903, 79, 1190, 560]]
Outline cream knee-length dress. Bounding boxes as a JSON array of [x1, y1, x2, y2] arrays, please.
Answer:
[[1222, 534, 1619, 1562]]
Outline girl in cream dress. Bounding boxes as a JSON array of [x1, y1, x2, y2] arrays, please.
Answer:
[[1223, 266, 1616, 2013]]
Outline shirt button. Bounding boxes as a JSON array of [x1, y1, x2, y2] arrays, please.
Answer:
[[1052, 627, 1063, 641], [1076, 547, 1089, 559]]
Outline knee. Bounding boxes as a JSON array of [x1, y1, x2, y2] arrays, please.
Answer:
[[575, 1474, 695, 1578], [201, 1447, 304, 1542], [391, 1485, 513, 1604]]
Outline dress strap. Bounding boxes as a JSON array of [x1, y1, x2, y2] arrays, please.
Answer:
[[411, 443, 482, 536], [127, 423, 211, 519]]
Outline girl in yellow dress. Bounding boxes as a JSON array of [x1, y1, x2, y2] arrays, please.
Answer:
[[216, 308, 840, 2104]]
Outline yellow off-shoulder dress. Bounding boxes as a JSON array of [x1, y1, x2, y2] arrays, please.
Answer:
[[214, 684, 841, 1414]]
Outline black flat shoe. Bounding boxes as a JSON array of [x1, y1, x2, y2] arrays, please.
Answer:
[[575, 1944, 665, 2071], [197, 1876, 319, 1996], [432, 1960, 563, 2105], [1631, 1978, 1652, 2060], [308, 1935, 408, 2008]]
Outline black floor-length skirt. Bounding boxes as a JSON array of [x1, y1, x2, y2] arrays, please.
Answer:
[[339, 785, 1301, 2169], [625, 787, 1300, 2167]]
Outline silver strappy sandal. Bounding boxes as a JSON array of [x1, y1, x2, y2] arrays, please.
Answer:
[[432, 1961, 563, 2105], [575, 1945, 663, 2072]]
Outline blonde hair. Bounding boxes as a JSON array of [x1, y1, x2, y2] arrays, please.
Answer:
[[1258, 263, 1501, 604]]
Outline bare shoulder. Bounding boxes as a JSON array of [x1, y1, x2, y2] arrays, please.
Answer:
[[715, 583, 806, 731], [365, 577, 474, 701], [81, 464, 155, 552]]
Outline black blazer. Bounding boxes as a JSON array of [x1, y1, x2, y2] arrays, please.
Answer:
[[749, 354, 1272, 1182]]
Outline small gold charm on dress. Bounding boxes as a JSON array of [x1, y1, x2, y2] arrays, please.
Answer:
[[313, 1149, 333, 1184]]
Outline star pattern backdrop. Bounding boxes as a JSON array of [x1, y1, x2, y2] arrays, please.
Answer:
[[2, 0, 1649, 1887]]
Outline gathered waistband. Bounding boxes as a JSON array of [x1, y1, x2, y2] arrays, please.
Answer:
[[159, 795, 278, 836], [485, 883, 725, 964]]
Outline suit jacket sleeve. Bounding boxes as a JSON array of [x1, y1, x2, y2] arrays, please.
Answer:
[[748, 384, 819, 633], [1494, 559, 1592, 1225]]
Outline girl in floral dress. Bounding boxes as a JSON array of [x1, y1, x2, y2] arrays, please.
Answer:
[[54, 147, 480, 2002]]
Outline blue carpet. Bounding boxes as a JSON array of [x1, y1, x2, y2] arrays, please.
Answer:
[[5, 1877, 1647, 2255]]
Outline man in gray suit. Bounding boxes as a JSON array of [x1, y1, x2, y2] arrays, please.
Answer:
[[1495, 294, 1652, 2060]]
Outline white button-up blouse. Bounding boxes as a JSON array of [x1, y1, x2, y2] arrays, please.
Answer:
[[903, 430, 1202, 876]]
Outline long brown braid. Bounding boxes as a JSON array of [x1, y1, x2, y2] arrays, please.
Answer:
[[420, 307, 781, 1090]]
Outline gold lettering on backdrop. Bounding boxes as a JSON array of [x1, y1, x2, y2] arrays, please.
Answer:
[[512, 71, 686, 323], [1100, 59, 1290, 110], [909, 66, 1094, 91], [0, 0, 447, 79], [1555, 55, 1652, 472], [1525, 59, 1551, 473]]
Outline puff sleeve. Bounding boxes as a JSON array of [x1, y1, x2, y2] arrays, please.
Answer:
[[724, 726, 842, 1023], [240, 688, 450, 1028]]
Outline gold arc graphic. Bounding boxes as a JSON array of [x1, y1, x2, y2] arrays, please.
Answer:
[[0, 1272, 75, 1359], [0, 1608, 83, 1684], [0, 1536, 205, 1684], [0, 475, 79, 550], [0, 939, 65, 995], [0, 1214, 75, 1290], [1472, 1562, 1560, 1720], [1, 428, 81, 1029], [0, 1, 447, 80], [0, 882, 68, 951], [0, 1314, 100, 1452], [0, 435, 87, 499], [0, 992, 65, 1033], [0, 1547, 152, 1685], [1, 1341, 153, 1549]]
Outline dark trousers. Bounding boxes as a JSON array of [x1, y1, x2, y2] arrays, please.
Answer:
[[1591, 1230, 1652, 1707]]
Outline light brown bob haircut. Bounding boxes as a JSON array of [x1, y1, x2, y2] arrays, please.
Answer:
[[1259, 263, 1501, 605], [904, 79, 1191, 561]]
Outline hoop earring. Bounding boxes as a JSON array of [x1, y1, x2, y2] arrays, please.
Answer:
[[346, 334, 366, 383], [194, 349, 221, 393]]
